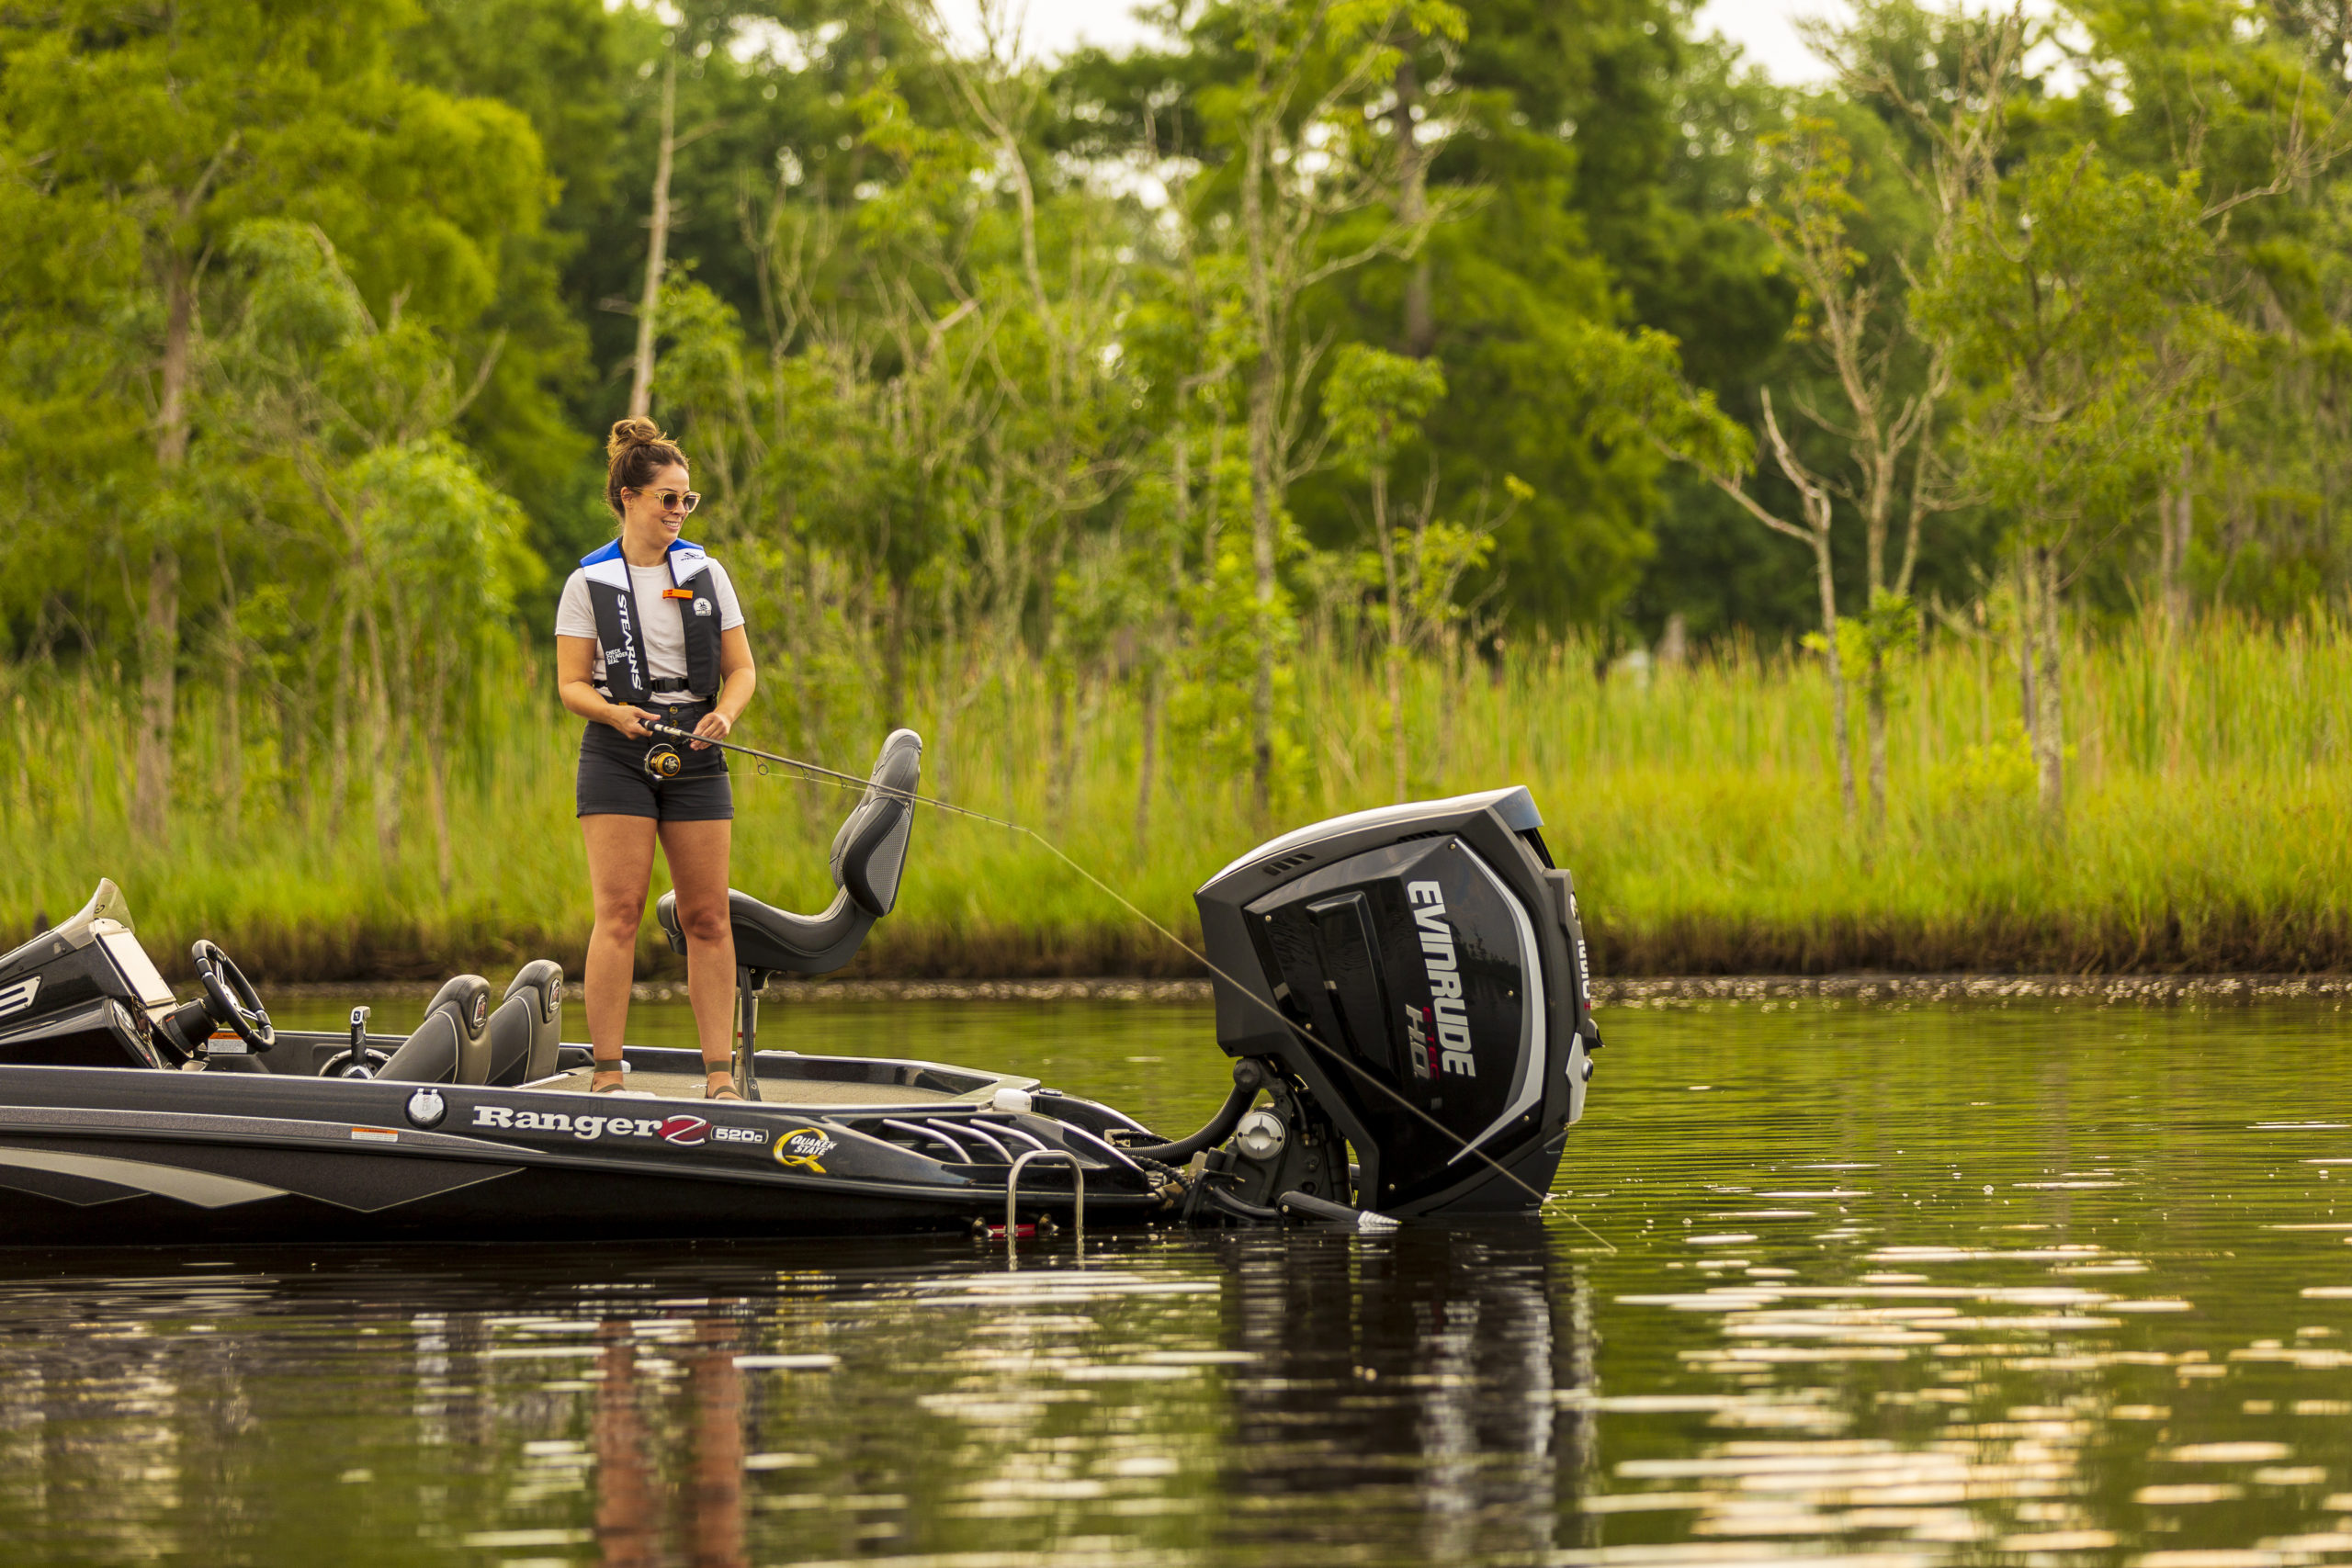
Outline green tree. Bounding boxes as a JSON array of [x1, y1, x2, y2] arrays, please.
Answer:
[[1917, 147, 2234, 822], [213, 219, 541, 878], [2050, 0, 2344, 625], [0, 0, 553, 842], [1205, 0, 1464, 816]]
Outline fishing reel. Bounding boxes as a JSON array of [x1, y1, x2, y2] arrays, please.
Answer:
[[643, 743, 684, 780]]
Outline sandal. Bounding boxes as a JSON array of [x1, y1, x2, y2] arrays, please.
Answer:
[[704, 1066, 742, 1101], [591, 1059, 628, 1093]]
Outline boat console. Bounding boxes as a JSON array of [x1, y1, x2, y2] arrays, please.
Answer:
[[0, 878, 183, 1070]]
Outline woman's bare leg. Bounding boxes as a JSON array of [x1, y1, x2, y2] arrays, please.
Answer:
[[659, 817, 739, 1094], [582, 814, 661, 1087]]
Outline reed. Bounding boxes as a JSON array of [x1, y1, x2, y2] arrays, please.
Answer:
[[6, 610, 2350, 979]]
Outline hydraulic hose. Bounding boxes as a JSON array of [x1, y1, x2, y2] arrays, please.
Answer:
[[1113, 1061, 1267, 1162]]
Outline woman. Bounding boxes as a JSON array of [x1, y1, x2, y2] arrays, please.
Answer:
[[556, 418, 757, 1098]]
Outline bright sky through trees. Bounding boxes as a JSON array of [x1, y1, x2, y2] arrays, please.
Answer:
[[926, 0, 1845, 81]]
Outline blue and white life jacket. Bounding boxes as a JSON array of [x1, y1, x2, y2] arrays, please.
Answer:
[[578, 537, 722, 706]]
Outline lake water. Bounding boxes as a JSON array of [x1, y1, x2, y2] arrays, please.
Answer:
[[6, 994, 2352, 1566]]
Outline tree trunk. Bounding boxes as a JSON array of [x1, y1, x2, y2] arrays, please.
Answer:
[[366, 604, 399, 862], [883, 574, 908, 731], [132, 548, 180, 842], [1246, 355, 1279, 818], [1141, 423, 1194, 851], [1865, 644, 1887, 830], [2030, 545, 2066, 827], [133, 258, 197, 842], [424, 702, 453, 899], [1203, 409, 1226, 564], [628, 53, 678, 421], [1393, 58, 1433, 358], [216, 530, 243, 841], [1242, 112, 1280, 820], [1813, 532, 1857, 818], [1374, 467, 1407, 801], [1070, 666, 1096, 807], [2022, 566, 2041, 761], [222, 612, 243, 841], [330, 599, 356, 840], [932, 576, 957, 804], [2158, 446, 2192, 630]]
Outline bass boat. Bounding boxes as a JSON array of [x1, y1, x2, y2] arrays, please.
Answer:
[[0, 731, 1600, 1246]]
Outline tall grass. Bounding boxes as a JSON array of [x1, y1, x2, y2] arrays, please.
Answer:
[[6, 611, 2351, 978]]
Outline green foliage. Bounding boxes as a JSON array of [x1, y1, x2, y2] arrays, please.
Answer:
[[1323, 344, 1446, 479], [1919, 147, 2229, 542], [10, 613, 2352, 976], [9, 0, 2352, 967], [1165, 521, 1308, 799], [1935, 718, 2039, 807]]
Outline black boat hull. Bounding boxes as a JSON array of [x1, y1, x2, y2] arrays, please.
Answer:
[[0, 1058, 1164, 1247]]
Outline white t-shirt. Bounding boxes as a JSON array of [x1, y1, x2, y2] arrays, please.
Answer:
[[555, 557, 745, 702]]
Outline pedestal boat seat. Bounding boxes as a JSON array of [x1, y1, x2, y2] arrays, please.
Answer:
[[653, 728, 922, 1100]]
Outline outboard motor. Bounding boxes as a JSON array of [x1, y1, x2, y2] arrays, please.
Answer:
[[1190, 787, 1597, 1222]]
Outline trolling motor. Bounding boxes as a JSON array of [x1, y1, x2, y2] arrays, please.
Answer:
[[1168, 787, 1600, 1225]]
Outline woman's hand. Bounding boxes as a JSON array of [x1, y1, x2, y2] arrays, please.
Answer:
[[690, 708, 734, 750], [605, 705, 660, 739]]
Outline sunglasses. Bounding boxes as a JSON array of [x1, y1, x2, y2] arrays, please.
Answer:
[[632, 487, 701, 515]]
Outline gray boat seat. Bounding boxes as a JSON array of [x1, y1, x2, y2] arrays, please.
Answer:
[[657, 728, 922, 978], [481, 960, 565, 1086], [375, 976, 496, 1085]]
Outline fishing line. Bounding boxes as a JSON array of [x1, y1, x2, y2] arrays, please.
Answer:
[[644, 720, 1604, 1237]]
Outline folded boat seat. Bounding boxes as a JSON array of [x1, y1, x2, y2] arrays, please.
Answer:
[[657, 728, 922, 979], [375, 975, 497, 1085]]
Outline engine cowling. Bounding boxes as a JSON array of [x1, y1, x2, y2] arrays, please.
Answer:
[[1194, 788, 1594, 1218]]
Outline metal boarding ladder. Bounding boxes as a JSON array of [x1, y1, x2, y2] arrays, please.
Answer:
[[1004, 1148, 1085, 1270]]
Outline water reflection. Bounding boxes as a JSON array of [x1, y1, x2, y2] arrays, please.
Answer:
[[590, 1317, 747, 1568], [1213, 1228, 1591, 1562], [0, 1228, 1590, 1565], [8, 997, 2352, 1563]]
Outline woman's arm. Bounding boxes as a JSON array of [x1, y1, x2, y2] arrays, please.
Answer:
[[557, 635, 655, 738], [690, 626, 757, 749]]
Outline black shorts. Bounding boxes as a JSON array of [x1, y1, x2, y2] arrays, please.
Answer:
[[575, 701, 734, 822]]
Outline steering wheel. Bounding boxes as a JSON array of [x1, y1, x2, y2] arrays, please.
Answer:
[[190, 940, 275, 1053]]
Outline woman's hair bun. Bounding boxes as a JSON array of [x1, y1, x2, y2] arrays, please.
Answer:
[[606, 417, 670, 459], [601, 417, 689, 520]]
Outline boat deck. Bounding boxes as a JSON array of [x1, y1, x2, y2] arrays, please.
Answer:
[[268, 1032, 1013, 1109], [537, 1066, 966, 1106]]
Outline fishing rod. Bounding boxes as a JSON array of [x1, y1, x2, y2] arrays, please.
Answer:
[[641, 719, 1600, 1237], [642, 723, 1021, 831]]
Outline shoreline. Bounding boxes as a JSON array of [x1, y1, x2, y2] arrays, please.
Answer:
[[254, 972, 2352, 1008]]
